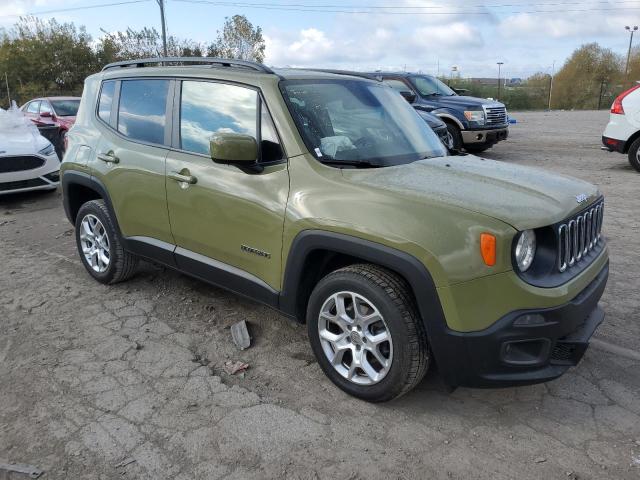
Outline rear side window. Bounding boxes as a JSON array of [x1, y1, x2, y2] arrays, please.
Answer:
[[180, 80, 257, 156], [40, 101, 53, 115], [98, 81, 116, 124], [118, 79, 169, 145], [383, 79, 411, 93]]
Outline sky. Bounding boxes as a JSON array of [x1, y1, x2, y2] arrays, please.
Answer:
[[0, 0, 639, 78]]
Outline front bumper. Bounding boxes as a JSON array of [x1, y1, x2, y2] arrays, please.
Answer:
[[0, 154, 60, 195], [461, 127, 509, 145], [436, 262, 608, 388]]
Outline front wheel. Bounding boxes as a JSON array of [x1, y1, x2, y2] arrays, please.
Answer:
[[627, 137, 640, 172], [445, 123, 463, 151], [306, 264, 430, 402]]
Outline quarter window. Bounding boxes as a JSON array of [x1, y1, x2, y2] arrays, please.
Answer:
[[118, 79, 169, 145], [26, 101, 40, 113], [260, 100, 284, 163], [180, 81, 257, 156], [39, 102, 53, 115], [98, 81, 116, 124]]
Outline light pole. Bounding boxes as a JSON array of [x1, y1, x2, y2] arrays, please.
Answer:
[[548, 60, 555, 110], [156, 0, 168, 57], [625, 26, 638, 77], [497, 62, 504, 100]]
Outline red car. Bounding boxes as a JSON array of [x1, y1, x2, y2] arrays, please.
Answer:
[[21, 96, 81, 155]]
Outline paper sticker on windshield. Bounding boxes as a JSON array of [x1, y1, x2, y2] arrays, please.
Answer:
[[314, 147, 323, 157]]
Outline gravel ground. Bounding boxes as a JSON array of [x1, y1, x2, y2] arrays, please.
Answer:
[[1, 110, 639, 480]]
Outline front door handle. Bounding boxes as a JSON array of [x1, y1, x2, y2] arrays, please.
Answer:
[[168, 171, 197, 185], [97, 152, 119, 163]]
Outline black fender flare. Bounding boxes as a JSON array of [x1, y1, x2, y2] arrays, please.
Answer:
[[279, 230, 457, 381], [61, 171, 123, 238]]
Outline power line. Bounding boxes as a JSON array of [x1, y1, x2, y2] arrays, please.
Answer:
[[0, 0, 151, 19], [172, 0, 640, 15]]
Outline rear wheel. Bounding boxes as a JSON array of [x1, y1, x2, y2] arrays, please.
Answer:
[[627, 137, 640, 172], [306, 264, 429, 402], [75, 199, 138, 284]]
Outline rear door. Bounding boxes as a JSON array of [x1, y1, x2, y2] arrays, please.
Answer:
[[165, 79, 289, 292], [91, 77, 174, 248]]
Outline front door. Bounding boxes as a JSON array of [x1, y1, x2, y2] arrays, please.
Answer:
[[166, 79, 289, 292]]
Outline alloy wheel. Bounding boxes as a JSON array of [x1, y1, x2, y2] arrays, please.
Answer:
[[79, 214, 110, 273], [317, 291, 393, 385]]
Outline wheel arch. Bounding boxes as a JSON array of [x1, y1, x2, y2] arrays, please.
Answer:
[[62, 171, 123, 238], [623, 130, 640, 153]]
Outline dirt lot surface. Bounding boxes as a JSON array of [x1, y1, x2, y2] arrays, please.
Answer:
[[1, 110, 639, 479]]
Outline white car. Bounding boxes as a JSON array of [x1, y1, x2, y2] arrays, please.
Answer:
[[602, 84, 640, 172], [0, 104, 60, 195]]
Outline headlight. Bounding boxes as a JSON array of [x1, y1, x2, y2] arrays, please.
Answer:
[[463, 110, 485, 124], [38, 143, 56, 156], [514, 230, 536, 272]]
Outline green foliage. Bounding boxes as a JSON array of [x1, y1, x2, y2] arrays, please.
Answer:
[[206, 15, 265, 63], [96, 27, 203, 62], [0, 16, 98, 108]]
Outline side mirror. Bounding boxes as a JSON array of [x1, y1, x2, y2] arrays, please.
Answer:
[[40, 111, 52, 118], [452, 88, 468, 95], [399, 90, 417, 103], [210, 132, 258, 164]]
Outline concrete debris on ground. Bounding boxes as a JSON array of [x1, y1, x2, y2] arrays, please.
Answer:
[[223, 360, 250, 375]]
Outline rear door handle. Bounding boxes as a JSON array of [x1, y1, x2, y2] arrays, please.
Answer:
[[97, 152, 119, 163], [168, 171, 197, 184]]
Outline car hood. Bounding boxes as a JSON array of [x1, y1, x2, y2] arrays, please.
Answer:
[[342, 155, 601, 230], [423, 95, 502, 110], [0, 129, 50, 156]]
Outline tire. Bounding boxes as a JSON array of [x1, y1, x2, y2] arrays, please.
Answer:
[[465, 144, 491, 154], [75, 199, 138, 284], [306, 264, 429, 402], [627, 137, 640, 172], [445, 123, 463, 151]]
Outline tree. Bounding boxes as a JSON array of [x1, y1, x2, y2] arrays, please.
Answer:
[[96, 27, 203, 63], [550, 43, 623, 110], [207, 15, 265, 63], [0, 16, 98, 107]]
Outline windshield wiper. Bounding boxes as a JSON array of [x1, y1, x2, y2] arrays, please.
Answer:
[[319, 158, 383, 168]]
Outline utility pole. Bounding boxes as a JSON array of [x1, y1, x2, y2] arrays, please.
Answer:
[[4, 72, 10, 107], [157, 0, 168, 57], [497, 62, 504, 100], [548, 60, 555, 110], [625, 25, 638, 77]]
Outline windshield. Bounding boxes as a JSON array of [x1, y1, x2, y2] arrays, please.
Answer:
[[410, 76, 457, 97], [50, 99, 80, 116], [281, 79, 447, 167]]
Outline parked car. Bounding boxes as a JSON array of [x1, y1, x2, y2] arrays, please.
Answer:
[[0, 104, 60, 195], [416, 110, 454, 150], [368, 72, 509, 153], [21, 96, 81, 156], [601, 84, 640, 172], [62, 58, 607, 402]]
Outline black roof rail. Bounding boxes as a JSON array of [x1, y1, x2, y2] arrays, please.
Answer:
[[297, 68, 381, 81], [102, 57, 274, 74]]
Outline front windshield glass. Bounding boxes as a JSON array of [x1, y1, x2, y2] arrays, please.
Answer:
[[281, 79, 447, 167], [410, 75, 457, 97], [50, 99, 80, 116]]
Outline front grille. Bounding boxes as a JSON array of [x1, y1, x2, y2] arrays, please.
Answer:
[[551, 343, 577, 362], [0, 155, 45, 173], [557, 201, 604, 272], [484, 105, 507, 125], [0, 177, 47, 192]]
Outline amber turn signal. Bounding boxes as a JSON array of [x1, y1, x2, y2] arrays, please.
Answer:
[[480, 233, 497, 266]]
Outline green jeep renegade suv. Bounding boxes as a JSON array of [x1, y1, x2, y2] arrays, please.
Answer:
[[61, 58, 609, 402]]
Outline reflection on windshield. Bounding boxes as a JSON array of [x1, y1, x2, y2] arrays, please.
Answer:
[[410, 76, 457, 97], [50, 100, 80, 116], [180, 81, 257, 155], [281, 79, 447, 167]]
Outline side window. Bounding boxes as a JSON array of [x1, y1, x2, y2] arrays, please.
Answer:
[[383, 79, 412, 93], [260, 100, 284, 163], [98, 81, 116, 124], [26, 101, 40, 113], [118, 79, 169, 145], [180, 80, 257, 156], [39, 101, 53, 115]]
